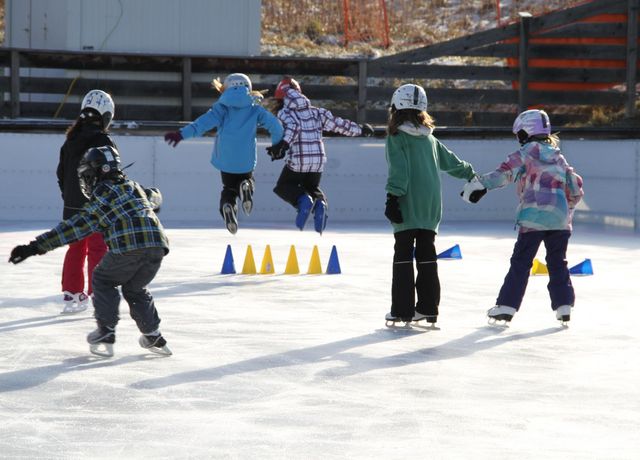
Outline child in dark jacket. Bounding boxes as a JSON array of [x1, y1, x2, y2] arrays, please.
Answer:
[[56, 89, 117, 314], [164, 73, 285, 234], [9, 146, 171, 357], [268, 76, 374, 234], [462, 109, 584, 325]]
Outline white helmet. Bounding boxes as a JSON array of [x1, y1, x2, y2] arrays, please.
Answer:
[[391, 84, 428, 111], [512, 109, 551, 144], [223, 73, 252, 91], [81, 90, 115, 128]]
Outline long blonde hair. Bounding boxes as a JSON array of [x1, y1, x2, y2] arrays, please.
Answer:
[[387, 107, 435, 135]]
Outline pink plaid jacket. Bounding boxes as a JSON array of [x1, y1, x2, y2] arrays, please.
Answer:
[[277, 88, 362, 173]]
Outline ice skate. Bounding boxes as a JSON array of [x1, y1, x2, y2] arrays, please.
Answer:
[[413, 312, 438, 327], [487, 305, 516, 326], [385, 312, 412, 328], [139, 331, 172, 356], [61, 291, 89, 315], [555, 305, 571, 326], [295, 194, 313, 230], [222, 203, 238, 234], [87, 325, 115, 357], [239, 179, 254, 215], [312, 199, 328, 234]]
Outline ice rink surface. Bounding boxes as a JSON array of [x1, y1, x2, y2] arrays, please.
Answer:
[[1, 221, 639, 460]]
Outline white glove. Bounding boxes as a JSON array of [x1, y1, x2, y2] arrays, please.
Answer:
[[461, 177, 487, 204], [145, 187, 163, 212]]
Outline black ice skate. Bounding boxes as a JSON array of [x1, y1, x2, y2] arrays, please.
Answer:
[[222, 203, 238, 234], [87, 325, 116, 357], [487, 305, 516, 326], [239, 179, 254, 215], [555, 305, 571, 326], [139, 331, 172, 356]]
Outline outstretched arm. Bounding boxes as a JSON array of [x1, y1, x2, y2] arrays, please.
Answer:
[[318, 108, 362, 137]]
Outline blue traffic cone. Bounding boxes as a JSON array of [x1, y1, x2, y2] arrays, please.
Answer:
[[569, 258, 593, 276], [326, 245, 342, 274], [438, 244, 462, 260], [221, 244, 236, 274]]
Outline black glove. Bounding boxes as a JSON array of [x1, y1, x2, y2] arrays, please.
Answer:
[[460, 177, 487, 204], [469, 188, 487, 203], [164, 131, 183, 147], [267, 139, 289, 161], [360, 123, 375, 137], [9, 241, 45, 264], [384, 194, 403, 224]]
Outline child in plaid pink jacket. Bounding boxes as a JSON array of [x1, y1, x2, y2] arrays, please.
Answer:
[[268, 77, 374, 234]]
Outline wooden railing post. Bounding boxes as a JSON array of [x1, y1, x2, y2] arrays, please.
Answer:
[[182, 57, 192, 121], [626, 0, 639, 118], [357, 59, 368, 123], [10, 50, 21, 118], [518, 12, 532, 114]]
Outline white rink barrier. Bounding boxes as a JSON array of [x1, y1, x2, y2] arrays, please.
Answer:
[[1, 132, 638, 231]]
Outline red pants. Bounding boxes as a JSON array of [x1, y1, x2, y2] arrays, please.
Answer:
[[61, 233, 107, 295]]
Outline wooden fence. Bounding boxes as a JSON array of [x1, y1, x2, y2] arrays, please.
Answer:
[[0, 0, 638, 129]]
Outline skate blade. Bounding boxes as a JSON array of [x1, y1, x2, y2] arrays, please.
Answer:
[[412, 320, 440, 330], [385, 320, 411, 328], [242, 201, 253, 215], [89, 343, 114, 357], [148, 345, 172, 356], [61, 304, 88, 315], [487, 317, 510, 327]]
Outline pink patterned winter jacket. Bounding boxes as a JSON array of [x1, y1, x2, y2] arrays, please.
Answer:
[[478, 141, 584, 232]]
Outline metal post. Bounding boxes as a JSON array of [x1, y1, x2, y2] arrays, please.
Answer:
[[10, 50, 20, 118], [625, 0, 639, 118], [357, 59, 367, 123], [518, 12, 532, 114], [182, 57, 192, 121]]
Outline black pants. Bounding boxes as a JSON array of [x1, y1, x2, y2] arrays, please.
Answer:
[[91, 247, 165, 334], [391, 229, 440, 320], [220, 171, 254, 213], [273, 166, 326, 208]]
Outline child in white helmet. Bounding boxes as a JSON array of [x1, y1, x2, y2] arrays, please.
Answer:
[[462, 109, 584, 325], [164, 73, 286, 234], [384, 83, 477, 326], [56, 89, 117, 314]]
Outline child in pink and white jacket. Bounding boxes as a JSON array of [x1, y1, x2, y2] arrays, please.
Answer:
[[267, 77, 374, 234], [462, 109, 584, 325]]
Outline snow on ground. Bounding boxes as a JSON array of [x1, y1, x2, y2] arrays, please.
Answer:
[[1, 221, 639, 460]]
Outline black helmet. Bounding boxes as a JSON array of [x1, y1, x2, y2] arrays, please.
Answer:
[[77, 145, 121, 198]]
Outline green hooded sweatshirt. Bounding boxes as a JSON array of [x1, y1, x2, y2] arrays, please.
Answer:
[[385, 123, 476, 233]]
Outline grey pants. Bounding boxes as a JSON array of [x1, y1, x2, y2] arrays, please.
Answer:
[[91, 247, 165, 334]]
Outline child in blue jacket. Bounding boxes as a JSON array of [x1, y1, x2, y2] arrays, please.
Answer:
[[164, 73, 286, 234]]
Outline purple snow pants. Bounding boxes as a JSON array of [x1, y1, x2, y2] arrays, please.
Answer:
[[496, 230, 575, 311]]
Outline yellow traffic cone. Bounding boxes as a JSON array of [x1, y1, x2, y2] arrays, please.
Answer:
[[531, 258, 548, 276], [307, 245, 322, 274], [284, 245, 300, 274], [260, 245, 275, 274], [242, 245, 257, 274]]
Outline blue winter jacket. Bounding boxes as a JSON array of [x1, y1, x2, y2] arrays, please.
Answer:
[[179, 87, 284, 173]]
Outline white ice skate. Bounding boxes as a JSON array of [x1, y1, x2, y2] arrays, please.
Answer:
[[412, 312, 439, 329], [487, 305, 516, 326], [87, 326, 115, 357], [555, 305, 571, 326], [61, 291, 89, 315], [239, 180, 254, 215], [222, 203, 238, 234], [385, 312, 412, 328], [139, 331, 172, 356]]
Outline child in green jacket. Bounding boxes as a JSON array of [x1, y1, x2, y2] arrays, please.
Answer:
[[384, 84, 477, 326]]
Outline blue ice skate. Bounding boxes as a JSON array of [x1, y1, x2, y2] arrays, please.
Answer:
[[312, 199, 328, 234], [295, 194, 313, 230]]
